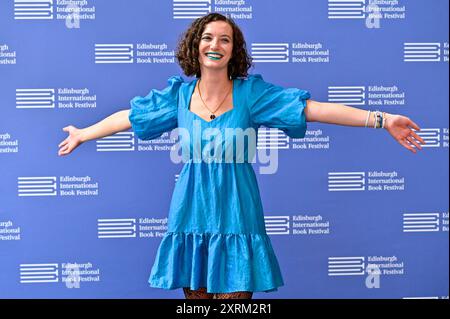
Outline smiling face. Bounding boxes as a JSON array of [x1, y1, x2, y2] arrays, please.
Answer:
[[198, 21, 234, 74]]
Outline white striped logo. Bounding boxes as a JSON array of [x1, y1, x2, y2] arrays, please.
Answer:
[[97, 218, 137, 238], [328, 257, 365, 276], [328, 0, 366, 19], [404, 43, 441, 62], [173, 0, 211, 19], [16, 89, 55, 109], [257, 128, 289, 150], [95, 44, 134, 64], [265, 216, 290, 235], [403, 213, 440, 232], [96, 132, 135, 152], [20, 263, 59, 283], [328, 86, 365, 105], [251, 43, 289, 63], [17, 176, 57, 197], [415, 129, 440, 148], [328, 172, 365, 191], [14, 0, 54, 20]]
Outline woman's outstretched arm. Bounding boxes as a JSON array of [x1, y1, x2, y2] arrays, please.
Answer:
[[58, 109, 131, 156], [304, 100, 426, 153]]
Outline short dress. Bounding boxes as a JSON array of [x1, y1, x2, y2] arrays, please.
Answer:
[[129, 74, 310, 293]]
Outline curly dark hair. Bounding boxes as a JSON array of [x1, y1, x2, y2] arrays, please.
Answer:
[[176, 13, 253, 79]]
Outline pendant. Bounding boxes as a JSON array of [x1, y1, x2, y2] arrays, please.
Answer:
[[210, 114, 216, 120]]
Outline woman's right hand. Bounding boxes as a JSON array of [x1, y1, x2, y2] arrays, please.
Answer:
[[58, 125, 84, 156]]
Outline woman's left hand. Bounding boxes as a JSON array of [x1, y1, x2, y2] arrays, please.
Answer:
[[384, 114, 426, 153]]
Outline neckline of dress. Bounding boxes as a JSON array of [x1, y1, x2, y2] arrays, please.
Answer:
[[186, 78, 236, 124]]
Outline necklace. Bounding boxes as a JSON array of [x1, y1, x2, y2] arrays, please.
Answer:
[[197, 79, 232, 120]]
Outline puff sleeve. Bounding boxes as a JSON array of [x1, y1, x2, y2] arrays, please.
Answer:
[[128, 76, 183, 140], [247, 74, 310, 138]]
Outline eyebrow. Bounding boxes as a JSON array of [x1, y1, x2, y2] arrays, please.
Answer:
[[202, 33, 232, 39]]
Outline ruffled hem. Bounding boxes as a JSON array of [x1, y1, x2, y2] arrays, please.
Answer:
[[148, 232, 284, 293]]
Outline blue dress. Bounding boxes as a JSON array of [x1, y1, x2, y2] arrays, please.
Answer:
[[129, 74, 310, 293]]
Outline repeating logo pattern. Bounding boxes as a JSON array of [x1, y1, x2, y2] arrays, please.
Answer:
[[15, 88, 96, 109], [328, 255, 405, 281], [403, 42, 449, 62], [265, 215, 331, 236], [96, 132, 135, 152], [95, 44, 134, 64], [17, 176, 99, 197], [328, 257, 365, 276], [403, 213, 440, 232], [19, 262, 100, 286], [13, 0, 96, 22], [16, 89, 55, 109], [14, 0, 54, 20], [328, 0, 365, 19], [328, 171, 406, 192], [97, 219, 137, 238], [20, 263, 59, 283], [17, 177, 57, 197], [251, 43, 289, 63], [328, 86, 365, 105], [328, 0, 407, 27], [1, 0, 447, 299], [252, 42, 330, 63], [97, 218, 168, 239], [172, 0, 253, 20], [173, 0, 212, 19]]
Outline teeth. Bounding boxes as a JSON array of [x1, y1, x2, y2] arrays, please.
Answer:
[[206, 53, 223, 59]]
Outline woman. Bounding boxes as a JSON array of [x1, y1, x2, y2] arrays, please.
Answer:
[[58, 13, 425, 299]]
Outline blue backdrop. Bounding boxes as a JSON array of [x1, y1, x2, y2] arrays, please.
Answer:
[[0, 0, 448, 299]]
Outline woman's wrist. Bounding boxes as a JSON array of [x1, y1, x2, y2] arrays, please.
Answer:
[[365, 110, 394, 129], [78, 128, 88, 143], [383, 113, 394, 130]]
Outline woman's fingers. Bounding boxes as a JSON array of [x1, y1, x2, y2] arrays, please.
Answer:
[[406, 135, 422, 150], [58, 138, 68, 148], [58, 141, 72, 156], [60, 146, 70, 156], [59, 126, 74, 149], [391, 119, 425, 153], [399, 138, 416, 153], [410, 130, 426, 145], [408, 119, 420, 131]]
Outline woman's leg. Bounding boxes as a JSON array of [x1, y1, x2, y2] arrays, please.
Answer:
[[183, 287, 214, 299], [213, 291, 253, 299]]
